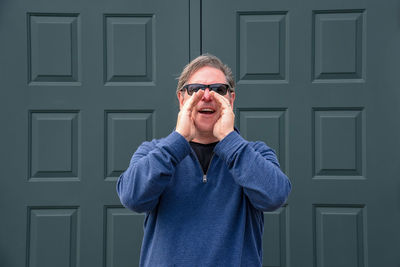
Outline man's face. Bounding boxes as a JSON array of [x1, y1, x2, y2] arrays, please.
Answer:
[[177, 66, 235, 136]]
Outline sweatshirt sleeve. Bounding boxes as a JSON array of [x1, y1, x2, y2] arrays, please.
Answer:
[[116, 131, 191, 213], [214, 131, 291, 212]]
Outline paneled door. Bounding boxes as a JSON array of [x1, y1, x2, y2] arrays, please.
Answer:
[[2, 0, 400, 266], [0, 0, 191, 266], [202, 0, 400, 266]]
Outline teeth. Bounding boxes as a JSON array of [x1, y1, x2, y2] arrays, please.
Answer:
[[201, 108, 214, 112]]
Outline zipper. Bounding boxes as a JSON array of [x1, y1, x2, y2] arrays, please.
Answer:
[[202, 154, 215, 183], [191, 148, 214, 184], [202, 174, 208, 183]]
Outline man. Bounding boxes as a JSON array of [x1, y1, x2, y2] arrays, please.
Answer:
[[117, 54, 291, 266]]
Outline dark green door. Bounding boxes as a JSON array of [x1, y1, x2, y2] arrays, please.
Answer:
[[2, 0, 400, 266], [202, 0, 400, 266], [0, 0, 190, 266]]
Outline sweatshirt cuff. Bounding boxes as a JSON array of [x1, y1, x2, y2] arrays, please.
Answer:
[[214, 131, 247, 163], [158, 131, 192, 162]]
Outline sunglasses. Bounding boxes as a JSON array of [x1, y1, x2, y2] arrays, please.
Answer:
[[181, 83, 232, 96]]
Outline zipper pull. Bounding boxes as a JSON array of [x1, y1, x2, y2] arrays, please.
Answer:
[[202, 174, 207, 183]]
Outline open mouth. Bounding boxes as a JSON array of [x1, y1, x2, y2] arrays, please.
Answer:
[[198, 108, 215, 114]]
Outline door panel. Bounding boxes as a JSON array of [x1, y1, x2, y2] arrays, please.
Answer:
[[0, 0, 190, 266], [202, 0, 400, 266]]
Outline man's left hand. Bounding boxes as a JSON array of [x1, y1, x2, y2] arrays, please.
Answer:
[[210, 91, 235, 140]]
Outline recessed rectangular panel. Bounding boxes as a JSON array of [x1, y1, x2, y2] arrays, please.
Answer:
[[239, 109, 287, 172], [313, 11, 365, 81], [313, 109, 364, 178], [105, 111, 153, 180], [314, 206, 366, 267], [105, 207, 145, 267], [30, 112, 79, 181], [28, 14, 80, 85], [27, 208, 78, 267], [263, 206, 288, 267], [105, 15, 154, 85], [237, 12, 287, 83]]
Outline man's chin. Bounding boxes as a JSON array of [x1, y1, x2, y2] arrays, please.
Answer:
[[194, 124, 215, 137]]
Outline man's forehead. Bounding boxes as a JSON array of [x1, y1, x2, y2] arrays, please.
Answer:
[[188, 66, 227, 84]]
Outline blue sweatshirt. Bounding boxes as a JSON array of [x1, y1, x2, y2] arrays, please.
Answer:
[[117, 131, 291, 267]]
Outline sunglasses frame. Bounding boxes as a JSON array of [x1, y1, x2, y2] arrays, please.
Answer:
[[181, 83, 232, 96]]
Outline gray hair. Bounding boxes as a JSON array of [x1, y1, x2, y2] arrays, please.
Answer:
[[176, 54, 235, 93]]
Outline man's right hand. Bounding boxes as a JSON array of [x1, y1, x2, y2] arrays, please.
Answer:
[[176, 90, 204, 141]]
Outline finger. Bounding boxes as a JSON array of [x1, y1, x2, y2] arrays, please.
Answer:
[[184, 90, 204, 111], [191, 90, 205, 107], [210, 91, 231, 109]]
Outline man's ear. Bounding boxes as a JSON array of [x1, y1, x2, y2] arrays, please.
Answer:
[[177, 90, 185, 109], [229, 91, 236, 109]]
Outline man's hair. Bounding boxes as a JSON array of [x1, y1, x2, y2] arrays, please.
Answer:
[[176, 54, 235, 93]]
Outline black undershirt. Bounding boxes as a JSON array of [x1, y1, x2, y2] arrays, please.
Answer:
[[189, 141, 218, 174]]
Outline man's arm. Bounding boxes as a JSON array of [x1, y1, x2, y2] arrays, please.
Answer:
[[214, 131, 291, 212], [116, 131, 191, 213], [211, 91, 291, 211], [117, 91, 204, 213]]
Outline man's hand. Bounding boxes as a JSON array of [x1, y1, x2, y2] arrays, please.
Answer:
[[176, 91, 204, 141], [211, 91, 235, 140]]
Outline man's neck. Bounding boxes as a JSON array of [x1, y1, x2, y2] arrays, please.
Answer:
[[192, 131, 219, 144]]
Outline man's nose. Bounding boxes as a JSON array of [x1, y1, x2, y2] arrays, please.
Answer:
[[201, 88, 212, 101]]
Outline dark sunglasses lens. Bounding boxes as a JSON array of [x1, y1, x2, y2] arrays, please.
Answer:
[[210, 84, 229, 95], [186, 84, 204, 95], [184, 84, 230, 95]]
